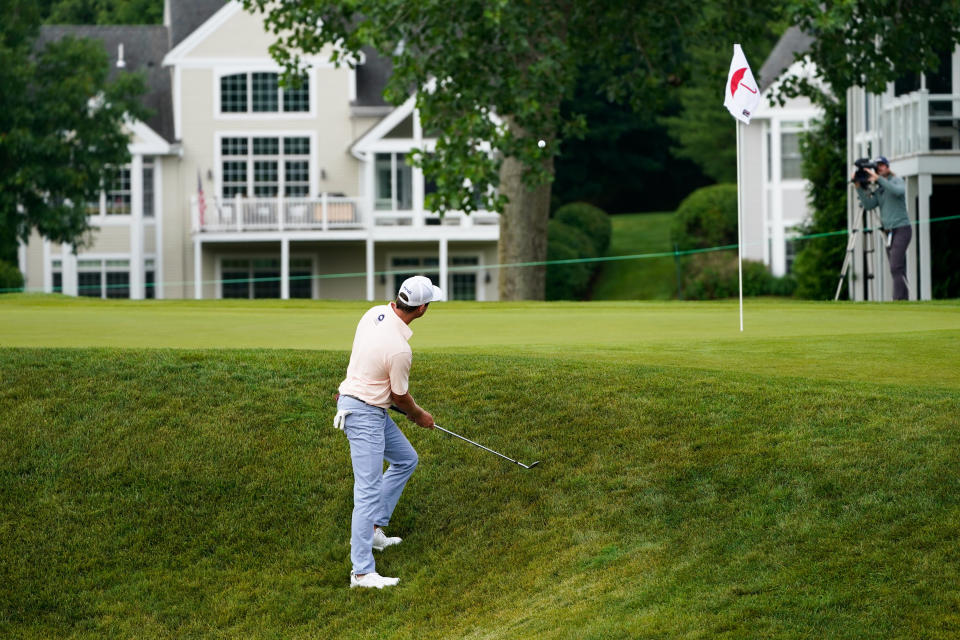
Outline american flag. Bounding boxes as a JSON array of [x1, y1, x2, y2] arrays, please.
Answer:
[[197, 170, 206, 227]]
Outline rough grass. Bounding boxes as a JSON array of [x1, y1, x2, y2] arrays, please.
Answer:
[[592, 211, 679, 300], [1, 296, 959, 638]]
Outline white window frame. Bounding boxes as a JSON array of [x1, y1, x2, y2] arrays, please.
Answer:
[[57, 253, 157, 299], [214, 131, 319, 199], [215, 253, 317, 300], [213, 66, 317, 121], [385, 252, 483, 301]]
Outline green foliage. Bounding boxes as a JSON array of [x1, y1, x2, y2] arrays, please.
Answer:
[[44, 0, 163, 24], [553, 201, 611, 256], [792, 94, 848, 299], [671, 184, 739, 252], [545, 219, 595, 300], [662, 3, 785, 182], [0, 261, 25, 292], [682, 253, 796, 299], [0, 2, 148, 256], [780, 1, 960, 99], [243, 0, 721, 216], [553, 72, 710, 213]]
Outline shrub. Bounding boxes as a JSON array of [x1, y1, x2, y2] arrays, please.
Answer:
[[546, 220, 595, 300], [0, 260, 24, 293], [553, 202, 611, 256], [681, 253, 795, 300], [671, 184, 738, 252]]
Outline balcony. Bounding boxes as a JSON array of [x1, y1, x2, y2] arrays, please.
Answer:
[[191, 194, 499, 234], [881, 90, 960, 157]]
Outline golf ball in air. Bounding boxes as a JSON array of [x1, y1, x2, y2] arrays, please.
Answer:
[[538, 139, 546, 148]]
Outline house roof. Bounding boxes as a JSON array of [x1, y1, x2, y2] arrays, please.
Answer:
[[759, 26, 814, 92], [38, 25, 174, 142], [167, 0, 228, 49]]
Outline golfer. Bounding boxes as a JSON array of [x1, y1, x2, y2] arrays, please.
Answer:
[[333, 275, 443, 589]]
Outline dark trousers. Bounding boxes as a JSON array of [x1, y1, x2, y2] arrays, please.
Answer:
[[886, 225, 912, 300]]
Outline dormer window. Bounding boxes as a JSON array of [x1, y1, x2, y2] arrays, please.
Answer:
[[219, 72, 310, 114]]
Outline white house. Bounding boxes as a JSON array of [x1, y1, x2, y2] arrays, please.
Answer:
[[847, 47, 960, 301], [738, 28, 822, 278], [746, 27, 960, 300], [19, 0, 500, 301]]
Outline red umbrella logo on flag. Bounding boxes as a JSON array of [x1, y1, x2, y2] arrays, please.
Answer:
[[730, 67, 757, 97]]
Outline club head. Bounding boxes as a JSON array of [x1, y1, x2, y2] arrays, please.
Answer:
[[524, 461, 541, 469]]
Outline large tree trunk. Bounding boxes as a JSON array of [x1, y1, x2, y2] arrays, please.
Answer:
[[497, 149, 554, 301]]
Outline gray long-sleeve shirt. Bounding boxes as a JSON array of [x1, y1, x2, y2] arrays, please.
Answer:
[[855, 175, 911, 229]]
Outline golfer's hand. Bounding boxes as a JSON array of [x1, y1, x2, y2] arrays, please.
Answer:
[[413, 409, 435, 429]]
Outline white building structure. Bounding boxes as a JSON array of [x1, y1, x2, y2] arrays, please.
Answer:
[[20, 1, 500, 301]]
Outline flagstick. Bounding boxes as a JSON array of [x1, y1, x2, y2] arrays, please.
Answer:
[[736, 119, 744, 332]]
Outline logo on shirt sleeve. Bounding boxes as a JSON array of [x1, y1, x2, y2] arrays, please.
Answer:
[[376, 313, 385, 323]]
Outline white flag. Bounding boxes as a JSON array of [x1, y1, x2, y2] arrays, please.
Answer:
[[723, 44, 761, 124]]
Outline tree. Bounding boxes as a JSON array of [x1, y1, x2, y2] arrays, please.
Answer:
[[663, 3, 785, 183], [0, 1, 147, 263], [242, 0, 711, 299], [791, 94, 848, 299], [780, 1, 960, 99], [43, 0, 163, 25]]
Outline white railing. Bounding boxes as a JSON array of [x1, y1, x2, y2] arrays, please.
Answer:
[[191, 194, 500, 233], [880, 90, 960, 157]]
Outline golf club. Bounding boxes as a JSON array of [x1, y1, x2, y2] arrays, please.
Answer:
[[333, 393, 540, 470], [385, 403, 539, 469]]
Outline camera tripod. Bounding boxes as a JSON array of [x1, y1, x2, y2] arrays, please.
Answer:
[[834, 204, 881, 301]]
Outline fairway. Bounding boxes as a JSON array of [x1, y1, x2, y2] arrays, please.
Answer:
[[2, 295, 959, 638]]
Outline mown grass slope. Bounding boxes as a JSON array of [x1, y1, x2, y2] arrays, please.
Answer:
[[592, 211, 678, 300], [1, 297, 959, 638]]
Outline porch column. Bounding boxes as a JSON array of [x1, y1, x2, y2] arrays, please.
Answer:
[[17, 239, 27, 286], [918, 173, 932, 300], [905, 176, 918, 301], [439, 237, 448, 296], [194, 237, 202, 300], [62, 243, 78, 296], [130, 154, 145, 299], [42, 239, 51, 293], [280, 237, 290, 300], [366, 236, 375, 301]]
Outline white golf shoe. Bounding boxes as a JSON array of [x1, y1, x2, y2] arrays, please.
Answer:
[[372, 527, 402, 551], [350, 572, 399, 589]]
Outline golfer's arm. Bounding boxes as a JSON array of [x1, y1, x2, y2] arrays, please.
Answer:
[[390, 391, 424, 418]]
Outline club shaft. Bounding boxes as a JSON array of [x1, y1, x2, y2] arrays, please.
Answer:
[[433, 425, 528, 468]]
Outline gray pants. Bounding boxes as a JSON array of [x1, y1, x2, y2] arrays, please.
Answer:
[[886, 225, 912, 301]]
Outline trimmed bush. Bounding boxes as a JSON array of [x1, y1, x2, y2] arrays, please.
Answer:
[[553, 202, 611, 256], [671, 184, 738, 252], [682, 253, 795, 300], [0, 260, 24, 293], [546, 220, 595, 300]]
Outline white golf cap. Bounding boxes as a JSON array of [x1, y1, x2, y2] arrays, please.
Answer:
[[397, 275, 445, 306]]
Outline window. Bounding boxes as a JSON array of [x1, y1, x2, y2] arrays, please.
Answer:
[[52, 259, 62, 293], [221, 74, 248, 112], [219, 72, 310, 114], [785, 238, 798, 275], [389, 255, 482, 300], [781, 131, 803, 180], [106, 168, 131, 215], [221, 136, 311, 198], [143, 160, 154, 217], [375, 153, 413, 210], [451, 257, 479, 300], [220, 258, 313, 299]]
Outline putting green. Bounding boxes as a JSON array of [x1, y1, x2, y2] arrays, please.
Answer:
[[1, 294, 958, 388]]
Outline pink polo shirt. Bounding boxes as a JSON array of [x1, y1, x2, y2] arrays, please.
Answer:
[[337, 304, 413, 408]]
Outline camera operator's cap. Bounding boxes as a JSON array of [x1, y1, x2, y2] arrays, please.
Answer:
[[875, 155, 890, 166], [397, 275, 445, 306]]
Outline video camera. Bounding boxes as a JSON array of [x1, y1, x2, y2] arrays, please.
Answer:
[[851, 158, 876, 188]]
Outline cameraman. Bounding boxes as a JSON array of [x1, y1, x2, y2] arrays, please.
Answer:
[[852, 156, 912, 300]]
